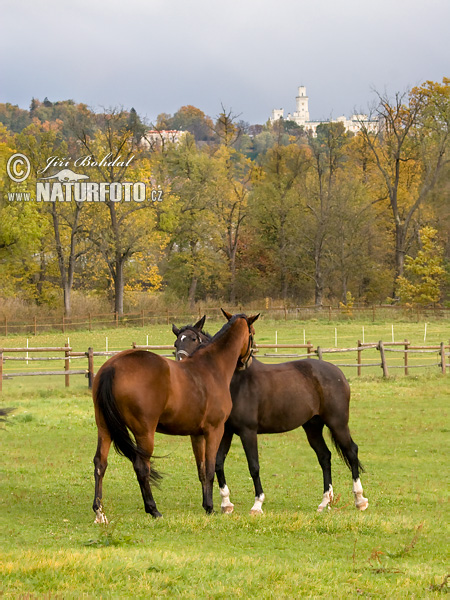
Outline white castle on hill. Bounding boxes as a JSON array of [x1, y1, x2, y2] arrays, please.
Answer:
[[270, 86, 378, 135]]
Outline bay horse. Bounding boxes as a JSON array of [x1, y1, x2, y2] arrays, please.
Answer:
[[93, 312, 259, 522], [172, 311, 368, 515]]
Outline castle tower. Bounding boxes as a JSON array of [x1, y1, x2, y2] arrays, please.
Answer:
[[294, 86, 309, 123]]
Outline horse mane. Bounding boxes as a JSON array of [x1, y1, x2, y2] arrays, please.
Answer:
[[190, 314, 247, 356]]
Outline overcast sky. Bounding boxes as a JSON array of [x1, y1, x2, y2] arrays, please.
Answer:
[[1, 0, 448, 125]]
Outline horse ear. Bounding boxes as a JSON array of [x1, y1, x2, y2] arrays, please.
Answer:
[[194, 315, 206, 331], [221, 308, 233, 321], [247, 313, 260, 326], [172, 324, 180, 336]]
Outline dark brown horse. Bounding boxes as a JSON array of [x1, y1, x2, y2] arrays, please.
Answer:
[[173, 312, 368, 514], [93, 312, 259, 522]]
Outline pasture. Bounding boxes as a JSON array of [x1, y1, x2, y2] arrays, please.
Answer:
[[0, 318, 449, 598]]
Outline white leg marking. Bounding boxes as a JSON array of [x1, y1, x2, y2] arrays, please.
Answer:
[[353, 478, 369, 511], [94, 508, 108, 524], [220, 485, 234, 514], [250, 493, 265, 515], [317, 484, 334, 512]]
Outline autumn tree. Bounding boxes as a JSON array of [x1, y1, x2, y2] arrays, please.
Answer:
[[298, 122, 351, 305], [155, 134, 223, 308], [396, 226, 446, 305], [0, 124, 47, 302], [250, 142, 310, 301], [15, 119, 87, 315], [73, 108, 158, 314], [169, 105, 214, 142], [358, 80, 450, 295]]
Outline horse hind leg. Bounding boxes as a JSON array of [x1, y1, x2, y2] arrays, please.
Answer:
[[93, 430, 111, 524], [302, 416, 333, 512], [328, 423, 368, 511], [215, 428, 235, 514], [133, 434, 163, 518]]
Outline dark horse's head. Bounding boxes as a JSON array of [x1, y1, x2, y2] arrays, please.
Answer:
[[172, 310, 259, 370], [172, 315, 211, 361]]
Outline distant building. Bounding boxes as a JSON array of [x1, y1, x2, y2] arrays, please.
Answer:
[[270, 86, 378, 135], [142, 129, 187, 149]]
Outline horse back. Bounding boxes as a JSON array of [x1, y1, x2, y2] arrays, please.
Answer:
[[96, 349, 231, 436], [229, 358, 350, 434]]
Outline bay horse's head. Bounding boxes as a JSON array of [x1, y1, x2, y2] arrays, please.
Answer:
[[221, 309, 259, 370], [172, 315, 210, 361]]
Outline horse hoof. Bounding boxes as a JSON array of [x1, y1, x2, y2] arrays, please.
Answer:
[[356, 498, 369, 511], [94, 511, 108, 524], [250, 508, 263, 516], [221, 505, 234, 514], [152, 511, 163, 519], [317, 504, 330, 513]]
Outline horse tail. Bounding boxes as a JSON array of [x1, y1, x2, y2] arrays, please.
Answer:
[[330, 430, 365, 474], [0, 407, 15, 421], [95, 366, 162, 486]]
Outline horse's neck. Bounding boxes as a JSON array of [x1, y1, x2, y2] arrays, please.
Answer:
[[204, 319, 247, 379]]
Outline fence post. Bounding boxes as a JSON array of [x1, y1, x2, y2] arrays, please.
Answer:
[[440, 342, 446, 374], [65, 342, 70, 388], [0, 351, 3, 393], [307, 341, 312, 356], [404, 339, 409, 376], [378, 340, 389, 378], [357, 340, 362, 376], [87, 347, 94, 389], [317, 346, 323, 360]]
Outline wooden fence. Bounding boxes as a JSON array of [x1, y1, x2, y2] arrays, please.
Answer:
[[1, 304, 450, 336], [1, 339, 448, 393]]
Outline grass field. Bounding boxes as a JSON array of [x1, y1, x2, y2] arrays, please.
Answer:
[[0, 319, 449, 598], [1, 316, 449, 386]]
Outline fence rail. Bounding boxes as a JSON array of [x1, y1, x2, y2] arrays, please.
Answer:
[[1, 304, 450, 336], [0, 339, 448, 393]]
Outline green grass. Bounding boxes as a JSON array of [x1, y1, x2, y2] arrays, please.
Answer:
[[1, 368, 449, 598]]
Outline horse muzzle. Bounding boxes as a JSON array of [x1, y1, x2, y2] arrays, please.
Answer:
[[176, 349, 190, 361]]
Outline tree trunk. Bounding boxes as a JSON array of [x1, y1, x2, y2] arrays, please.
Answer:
[[114, 258, 125, 315], [63, 284, 71, 317], [188, 275, 198, 310], [315, 278, 324, 307], [229, 255, 236, 305]]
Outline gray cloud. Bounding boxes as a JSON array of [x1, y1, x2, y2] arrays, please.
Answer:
[[1, 0, 448, 124]]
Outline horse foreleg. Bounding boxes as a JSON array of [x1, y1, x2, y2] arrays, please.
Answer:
[[203, 428, 226, 515], [93, 430, 111, 524], [302, 417, 333, 512], [190, 434, 211, 513], [215, 428, 235, 514], [239, 428, 265, 515]]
